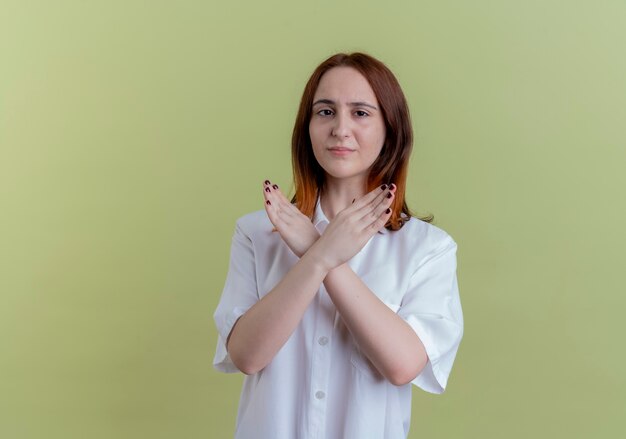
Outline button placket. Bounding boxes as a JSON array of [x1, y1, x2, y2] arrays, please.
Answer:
[[308, 286, 334, 438]]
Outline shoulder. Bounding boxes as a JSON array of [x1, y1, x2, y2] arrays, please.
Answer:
[[397, 217, 458, 261], [234, 209, 274, 239]]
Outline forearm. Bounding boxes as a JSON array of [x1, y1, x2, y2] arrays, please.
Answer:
[[227, 249, 329, 375], [324, 264, 428, 386]]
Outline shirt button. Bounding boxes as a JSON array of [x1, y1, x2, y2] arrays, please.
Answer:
[[315, 391, 325, 400], [318, 336, 329, 346]]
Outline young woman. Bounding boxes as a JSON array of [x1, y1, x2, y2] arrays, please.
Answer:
[[213, 52, 464, 439]]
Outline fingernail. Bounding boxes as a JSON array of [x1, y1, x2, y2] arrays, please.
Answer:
[[385, 208, 391, 214], [264, 180, 270, 185], [265, 187, 271, 193], [390, 183, 396, 190], [386, 192, 392, 199], [272, 184, 279, 189], [380, 184, 387, 190]]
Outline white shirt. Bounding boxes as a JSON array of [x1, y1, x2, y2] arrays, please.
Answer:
[[213, 197, 464, 439]]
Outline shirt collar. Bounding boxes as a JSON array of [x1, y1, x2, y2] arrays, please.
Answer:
[[312, 195, 388, 234], [312, 196, 328, 228]]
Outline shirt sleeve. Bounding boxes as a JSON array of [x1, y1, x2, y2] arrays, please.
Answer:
[[213, 220, 259, 373], [398, 236, 464, 394]]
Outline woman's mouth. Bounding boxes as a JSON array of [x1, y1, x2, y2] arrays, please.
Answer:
[[328, 147, 355, 156]]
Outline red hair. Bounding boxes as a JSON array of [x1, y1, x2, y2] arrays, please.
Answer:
[[290, 52, 433, 230]]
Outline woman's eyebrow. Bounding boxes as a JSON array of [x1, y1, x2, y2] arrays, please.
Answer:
[[349, 101, 378, 110], [312, 99, 378, 110], [312, 99, 335, 107]]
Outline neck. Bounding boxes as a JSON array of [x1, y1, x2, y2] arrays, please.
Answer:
[[320, 176, 367, 221]]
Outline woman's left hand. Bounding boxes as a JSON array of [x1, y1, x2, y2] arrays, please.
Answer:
[[262, 180, 320, 258]]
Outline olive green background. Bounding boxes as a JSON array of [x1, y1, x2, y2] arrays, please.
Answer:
[[1, 1, 624, 438]]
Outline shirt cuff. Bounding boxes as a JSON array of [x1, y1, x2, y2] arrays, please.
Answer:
[[213, 307, 248, 374], [404, 314, 447, 394]]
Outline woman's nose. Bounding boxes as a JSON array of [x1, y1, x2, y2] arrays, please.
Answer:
[[331, 113, 350, 138]]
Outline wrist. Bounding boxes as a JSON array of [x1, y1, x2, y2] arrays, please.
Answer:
[[302, 240, 332, 274]]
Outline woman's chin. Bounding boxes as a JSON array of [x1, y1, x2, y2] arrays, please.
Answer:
[[322, 169, 368, 182]]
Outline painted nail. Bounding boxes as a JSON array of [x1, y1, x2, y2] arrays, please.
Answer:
[[390, 183, 396, 190], [266, 200, 271, 205], [386, 192, 392, 199], [272, 184, 279, 189], [264, 180, 270, 185], [265, 187, 271, 193], [380, 184, 387, 190], [385, 208, 391, 214]]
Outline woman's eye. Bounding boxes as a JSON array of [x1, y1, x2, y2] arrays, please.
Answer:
[[317, 109, 333, 116], [355, 110, 369, 117]]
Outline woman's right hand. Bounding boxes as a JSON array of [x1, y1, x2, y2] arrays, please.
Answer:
[[262, 179, 321, 258], [309, 184, 396, 271]]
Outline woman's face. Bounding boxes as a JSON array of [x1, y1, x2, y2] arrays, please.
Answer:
[[309, 67, 386, 184]]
